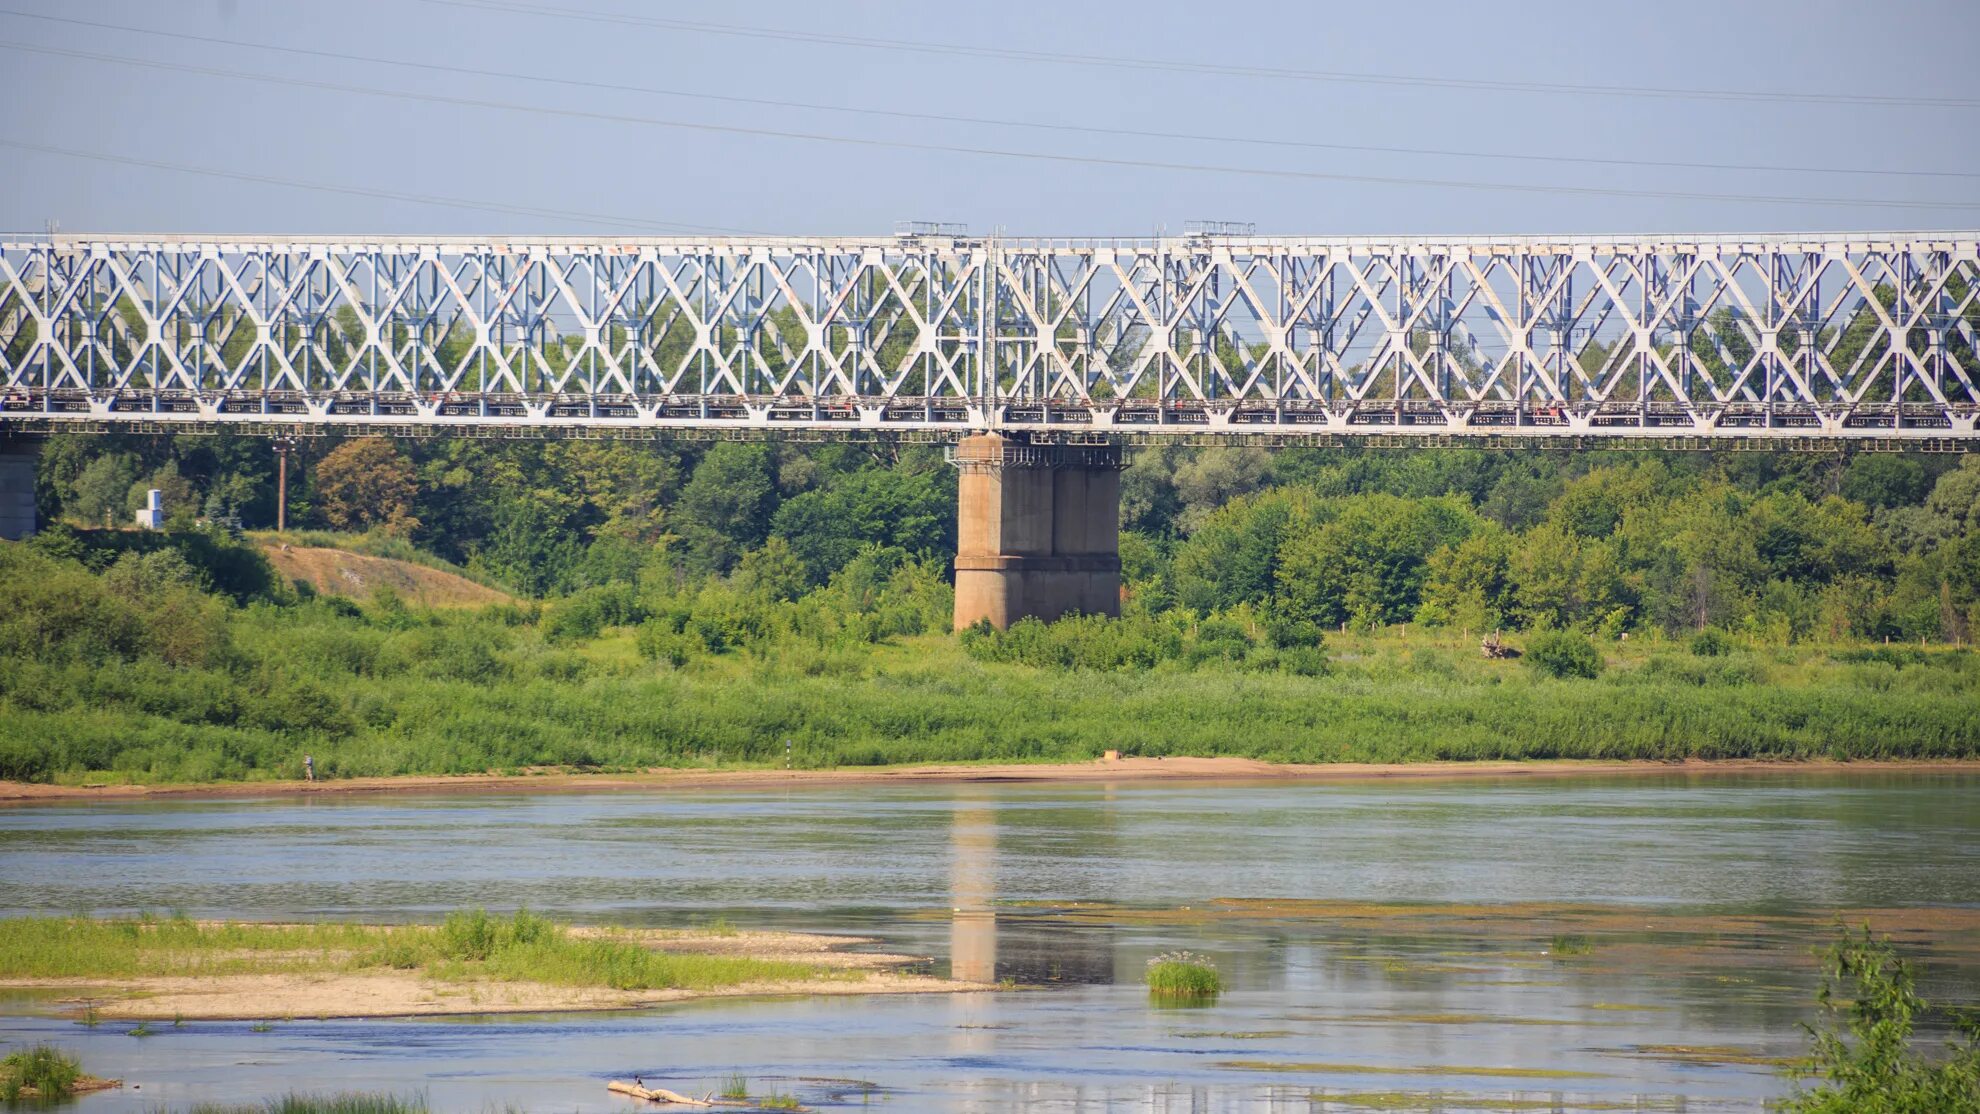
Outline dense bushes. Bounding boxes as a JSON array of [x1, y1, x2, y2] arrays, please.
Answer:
[[958, 611, 1327, 675], [1524, 630, 1605, 680]]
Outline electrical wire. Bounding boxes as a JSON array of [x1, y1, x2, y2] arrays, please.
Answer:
[[2, 6, 1973, 183], [6, 39, 1977, 215], [424, 0, 1980, 111], [0, 138, 763, 235]]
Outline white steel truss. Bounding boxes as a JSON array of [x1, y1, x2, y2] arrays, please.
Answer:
[[2, 232, 1976, 442]]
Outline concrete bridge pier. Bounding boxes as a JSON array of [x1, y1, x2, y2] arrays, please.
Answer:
[[0, 442, 36, 541], [951, 433, 1122, 631]]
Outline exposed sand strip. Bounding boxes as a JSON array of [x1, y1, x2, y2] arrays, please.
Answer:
[[5, 756, 1974, 804], [4, 930, 982, 1021]]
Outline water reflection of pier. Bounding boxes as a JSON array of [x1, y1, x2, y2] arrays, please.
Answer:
[[950, 804, 999, 984], [947, 797, 1115, 986]]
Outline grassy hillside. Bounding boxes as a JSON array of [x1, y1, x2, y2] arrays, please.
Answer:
[[261, 543, 514, 609]]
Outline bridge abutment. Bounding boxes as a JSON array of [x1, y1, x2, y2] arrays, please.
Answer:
[[0, 442, 36, 542], [952, 433, 1121, 631]]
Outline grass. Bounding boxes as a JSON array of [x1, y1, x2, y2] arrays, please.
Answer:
[[1145, 950, 1223, 998], [4, 528, 1978, 788], [14, 629, 1979, 788], [0, 1045, 81, 1100], [720, 1074, 750, 1100], [250, 529, 513, 595], [0, 909, 822, 993], [188, 1093, 430, 1114], [1549, 934, 1594, 956]]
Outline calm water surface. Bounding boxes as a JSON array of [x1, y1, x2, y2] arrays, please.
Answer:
[[1, 772, 1975, 1112]]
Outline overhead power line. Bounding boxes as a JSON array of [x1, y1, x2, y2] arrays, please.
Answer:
[[5, 40, 1977, 216], [0, 138, 759, 235], [2, 6, 1975, 184], [423, 0, 1980, 111]]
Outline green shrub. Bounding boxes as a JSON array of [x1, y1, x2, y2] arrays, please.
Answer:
[[545, 583, 645, 643], [1690, 629, 1734, 657], [635, 621, 697, 667], [1524, 630, 1604, 679], [1832, 646, 1930, 668], [439, 908, 499, 961]]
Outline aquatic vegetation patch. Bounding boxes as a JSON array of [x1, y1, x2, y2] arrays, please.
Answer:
[[1175, 1029, 1292, 1040], [186, 1093, 431, 1114], [1548, 934, 1594, 956], [1291, 1012, 1610, 1028], [1307, 1093, 1677, 1112], [0, 1045, 83, 1100], [1221, 1061, 1609, 1080], [1145, 950, 1223, 998], [1615, 1044, 1798, 1067], [0, 910, 824, 993]]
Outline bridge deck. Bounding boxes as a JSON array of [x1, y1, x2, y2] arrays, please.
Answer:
[[3, 233, 1975, 442]]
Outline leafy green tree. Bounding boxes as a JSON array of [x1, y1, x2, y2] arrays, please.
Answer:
[[1170, 489, 1302, 613], [1275, 494, 1478, 628], [1784, 925, 1980, 1113], [315, 438, 420, 535], [734, 537, 810, 603], [674, 443, 778, 575], [67, 453, 140, 527], [475, 497, 584, 598], [769, 467, 954, 584], [1418, 526, 1515, 631], [1843, 455, 1930, 510]]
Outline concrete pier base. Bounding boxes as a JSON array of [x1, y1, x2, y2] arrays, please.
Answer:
[[952, 433, 1122, 630], [0, 443, 36, 542]]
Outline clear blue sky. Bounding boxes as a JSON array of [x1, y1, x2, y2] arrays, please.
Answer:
[[1, 0, 1976, 237]]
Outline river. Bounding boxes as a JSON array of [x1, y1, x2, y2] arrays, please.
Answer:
[[2, 771, 1975, 1112]]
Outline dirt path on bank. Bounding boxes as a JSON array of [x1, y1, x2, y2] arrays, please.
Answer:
[[5, 930, 982, 1021], [3, 756, 1974, 804]]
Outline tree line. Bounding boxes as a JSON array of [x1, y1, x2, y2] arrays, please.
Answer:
[[24, 431, 1980, 646]]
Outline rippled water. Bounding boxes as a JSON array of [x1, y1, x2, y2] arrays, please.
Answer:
[[1, 771, 1975, 1112]]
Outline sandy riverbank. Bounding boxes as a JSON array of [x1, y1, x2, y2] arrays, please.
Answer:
[[5, 930, 981, 1021], [2, 756, 1974, 804]]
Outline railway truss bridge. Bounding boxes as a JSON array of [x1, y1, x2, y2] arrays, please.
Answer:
[[3, 229, 1975, 626]]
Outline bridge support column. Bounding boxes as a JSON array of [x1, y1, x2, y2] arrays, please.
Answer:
[[952, 433, 1121, 631], [0, 442, 36, 542]]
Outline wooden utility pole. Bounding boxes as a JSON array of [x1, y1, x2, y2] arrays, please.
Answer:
[[273, 436, 296, 531]]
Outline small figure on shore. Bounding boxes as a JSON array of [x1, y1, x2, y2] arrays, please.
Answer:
[[304, 755, 315, 782]]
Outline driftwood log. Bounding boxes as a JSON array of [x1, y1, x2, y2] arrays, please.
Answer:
[[606, 1080, 713, 1106], [606, 1081, 766, 1108]]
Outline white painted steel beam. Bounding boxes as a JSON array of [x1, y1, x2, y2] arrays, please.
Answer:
[[2, 232, 1976, 441]]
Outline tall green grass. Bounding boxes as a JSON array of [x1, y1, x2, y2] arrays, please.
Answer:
[[1145, 951, 1223, 998], [4, 525, 1977, 786], [0, 911, 820, 992], [188, 1093, 430, 1114], [0, 1045, 82, 1100]]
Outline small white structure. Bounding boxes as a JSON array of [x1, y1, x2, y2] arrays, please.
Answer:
[[135, 488, 164, 530]]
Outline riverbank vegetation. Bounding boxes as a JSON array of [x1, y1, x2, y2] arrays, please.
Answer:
[[0, 910, 821, 992], [3, 436, 1977, 784], [0, 1045, 83, 1100], [187, 1094, 433, 1114], [1785, 926, 1980, 1112]]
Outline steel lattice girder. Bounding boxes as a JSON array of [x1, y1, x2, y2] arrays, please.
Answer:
[[1, 232, 1976, 441]]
